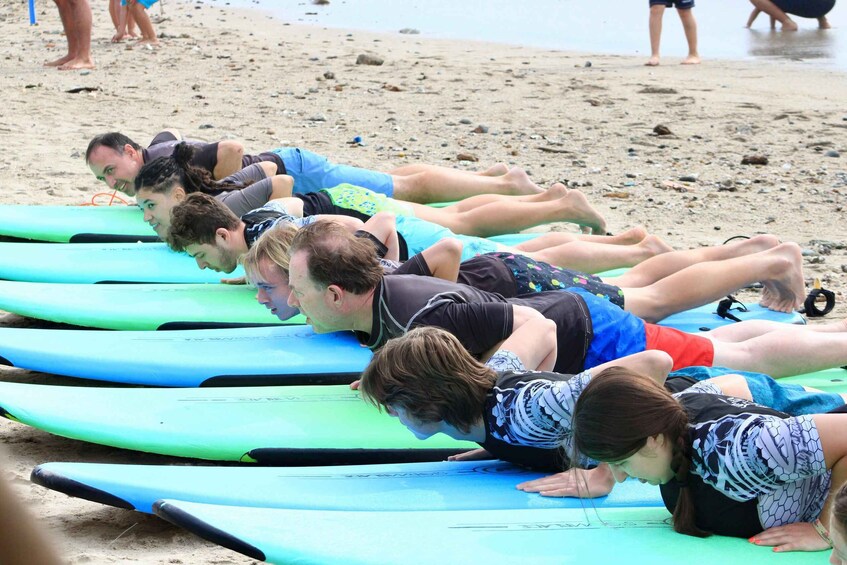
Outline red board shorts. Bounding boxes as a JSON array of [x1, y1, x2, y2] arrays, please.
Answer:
[[644, 323, 714, 371]]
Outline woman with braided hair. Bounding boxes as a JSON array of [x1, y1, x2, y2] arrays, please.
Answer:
[[134, 142, 293, 238], [571, 368, 847, 552]]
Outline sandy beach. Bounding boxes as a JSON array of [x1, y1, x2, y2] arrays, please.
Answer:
[[0, 0, 846, 562]]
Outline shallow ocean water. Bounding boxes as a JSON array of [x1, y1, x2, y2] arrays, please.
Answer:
[[213, 0, 846, 69]]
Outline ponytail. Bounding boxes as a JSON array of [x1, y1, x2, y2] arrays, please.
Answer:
[[135, 142, 243, 195]]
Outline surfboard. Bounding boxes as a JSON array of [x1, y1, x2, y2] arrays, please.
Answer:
[[0, 275, 803, 332], [0, 326, 367, 386], [30, 459, 661, 514], [152, 501, 821, 565], [0, 242, 242, 284], [0, 281, 301, 330], [0, 381, 473, 463], [0, 205, 156, 243]]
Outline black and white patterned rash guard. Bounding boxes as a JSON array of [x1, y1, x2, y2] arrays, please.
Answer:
[[483, 350, 595, 468], [241, 201, 315, 248], [672, 393, 830, 537]]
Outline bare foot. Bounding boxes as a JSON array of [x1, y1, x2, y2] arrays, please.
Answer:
[[502, 167, 544, 195], [638, 234, 674, 257], [727, 234, 780, 255], [681, 55, 701, 65], [782, 19, 799, 31], [58, 58, 95, 71], [545, 182, 569, 200], [479, 163, 509, 177], [612, 225, 649, 245], [559, 189, 607, 235], [112, 32, 128, 42], [759, 243, 805, 312], [645, 56, 660, 67], [818, 17, 831, 29], [138, 38, 159, 46], [44, 54, 73, 67]]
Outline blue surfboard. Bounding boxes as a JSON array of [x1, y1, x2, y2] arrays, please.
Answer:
[[0, 326, 367, 386], [0, 242, 239, 284], [31, 460, 661, 514], [152, 501, 821, 565]]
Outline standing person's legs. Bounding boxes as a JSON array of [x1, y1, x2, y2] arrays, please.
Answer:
[[676, 4, 700, 64], [647, 2, 666, 66], [46, 0, 76, 66], [128, 0, 158, 44], [52, 0, 95, 70]]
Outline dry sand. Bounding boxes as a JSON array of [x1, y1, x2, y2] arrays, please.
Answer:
[[0, 0, 846, 562]]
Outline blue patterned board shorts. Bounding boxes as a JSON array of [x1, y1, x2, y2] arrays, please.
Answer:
[[271, 147, 394, 196], [491, 252, 625, 308]]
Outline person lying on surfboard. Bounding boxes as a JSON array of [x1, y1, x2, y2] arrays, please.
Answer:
[[360, 323, 847, 550], [167, 192, 805, 322], [86, 129, 594, 210], [141, 151, 611, 242]]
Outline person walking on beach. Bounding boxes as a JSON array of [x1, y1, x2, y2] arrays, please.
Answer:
[[746, 0, 836, 30], [46, 0, 95, 70], [647, 0, 701, 66]]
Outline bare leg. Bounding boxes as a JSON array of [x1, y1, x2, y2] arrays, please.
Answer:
[[390, 163, 509, 178], [391, 165, 543, 203], [818, 16, 831, 29], [646, 4, 665, 66], [515, 226, 650, 253], [711, 325, 847, 378], [412, 177, 565, 213], [129, 1, 158, 44], [46, 0, 75, 66], [608, 234, 780, 288], [706, 318, 847, 342], [749, 0, 797, 30], [412, 186, 607, 236], [517, 235, 672, 274], [677, 8, 700, 64], [621, 243, 805, 323], [56, 0, 95, 70]]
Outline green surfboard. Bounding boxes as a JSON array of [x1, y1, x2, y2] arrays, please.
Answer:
[[0, 281, 300, 330], [0, 382, 473, 463]]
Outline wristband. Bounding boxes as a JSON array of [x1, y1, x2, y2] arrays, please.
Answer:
[[813, 519, 834, 548]]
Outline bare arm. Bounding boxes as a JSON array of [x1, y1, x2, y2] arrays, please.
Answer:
[[269, 174, 294, 200], [362, 212, 401, 262], [214, 139, 247, 179], [419, 238, 463, 283], [498, 316, 558, 372], [585, 350, 673, 385]]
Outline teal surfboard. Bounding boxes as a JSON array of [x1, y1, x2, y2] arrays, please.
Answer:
[[0, 382, 473, 463], [0, 204, 156, 243], [0, 326, 367, 386], [0, 242, 240, 284], [31, 459, 661, 514], [152, 502, 821, 565], [0, 281, 301, 330], [0, 277, 802, 332], [0, 304, 807, 385]]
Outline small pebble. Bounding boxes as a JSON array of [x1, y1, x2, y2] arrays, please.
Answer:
[[459, 118, 473, 125], [679, 174, 698, 182], [825, 150, 840, 158]]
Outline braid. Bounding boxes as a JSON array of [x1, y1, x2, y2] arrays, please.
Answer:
[[669, 425, 708, 537]]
